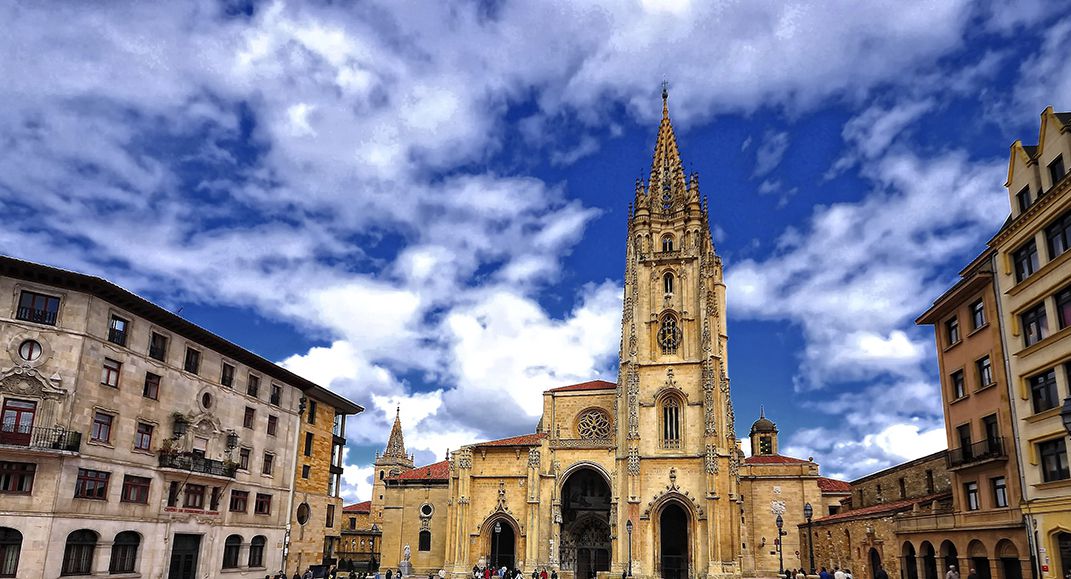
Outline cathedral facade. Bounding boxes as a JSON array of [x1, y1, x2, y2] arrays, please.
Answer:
[[367, 93, 843, 579]]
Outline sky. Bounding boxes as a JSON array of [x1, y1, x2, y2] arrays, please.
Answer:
[[1, 0, 1069, 502]]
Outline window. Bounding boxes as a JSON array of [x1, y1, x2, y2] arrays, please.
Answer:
[[209, 486, 221, 511], [964, 482, 979, 511], [661, 235, 674, 252], [183, 484, 205, 509], [898, 477, 906, 499], [109, 531, 139, 574], [230, 490, 249, 512], [262, 453, 274, 475], [120, 475, 150, 504], [1038, 438, 1070, 482], [418, 530, 431, 552], [326, 504, 335, 528], [977, 356, 993, 388], [248, 536, 266, 568], [17, 339, 41, 362], [951, 370, 966, 399], [270, 384, 281, 406], [222, 534, 242, 569], [220, 362, 235, 388], [143, 372, 160, 400], [0, 462, 35, 494], [133, 422, 153, 451], [0, 527, 22, 578], [982, 414, 1000, 445], [1016, 186, 1032, 213], [91, 411, 113, 443], [267, 415, 278, 436], [61, 530, 97, 576], [238, 448, 250, 471], [658, 315, 681, 355], [661, 396, 681, 449], [1057, 286, 1071, 330], [16, 290, 59, 325], [1029, 369, 1059, 413], [992, 477, 1008, 508], [254, 493, 272, 515], [970, 300, 986, 329], [308, 400, 318, 424], [925, 469, 935, 494], [296, 502, 311, 525], [183, 347, 201, 374], [956, 424, 972, 456], [74, 469, 109, 500], [945, 317, 960, 346], [243, 407, 255, 429], [101, 358, 121, 388], [304, 432, 314, 457], [302, 465, 310, 479], [1013, 240, 1040, 283], [167, 482, 179, 508], [1046, 211, 1071, 260], [1050, 154, 1066, 188], [758, 435, 772, 455], [663, 272, 674, 295], [247, 374, 260, 398], [1021, 302, 1048, 347], [107, 315, 128, 346], [148, 332, 168, 361]]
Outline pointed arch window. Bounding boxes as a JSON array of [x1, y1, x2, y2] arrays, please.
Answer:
[[663, 272, 674, 295], [662, 396, 682, 449], [658, 315, 681, 355], [661, 235, 674, 253]]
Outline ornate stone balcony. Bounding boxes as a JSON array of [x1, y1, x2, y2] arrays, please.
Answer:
[[0, 425, 81, 453], [158, 451, 237, 478]]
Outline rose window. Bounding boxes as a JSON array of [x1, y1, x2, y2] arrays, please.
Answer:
[[577, 410, 611, 440]]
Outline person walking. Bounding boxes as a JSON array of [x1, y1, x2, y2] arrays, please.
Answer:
[[820, 567, 830, 579], [876, 566, 889, 579], [967, 569, 978, 579], [946, 566, 959, 579], [540, 569, 548, 579]]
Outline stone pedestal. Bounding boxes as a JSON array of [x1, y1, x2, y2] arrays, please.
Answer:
[[399, 561, 414, 577]]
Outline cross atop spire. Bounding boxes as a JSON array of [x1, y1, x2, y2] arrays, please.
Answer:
[[383, 406, 407, 460], [649, 82, 687, 214]]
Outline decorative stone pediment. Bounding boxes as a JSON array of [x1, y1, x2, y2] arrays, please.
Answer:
[[0, 366, 67, 400], [639, 472, 707, 521]]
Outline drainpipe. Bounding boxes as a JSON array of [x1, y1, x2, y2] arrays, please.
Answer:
[[282, 390, 306, 574], [989, 256, 1041, 579]]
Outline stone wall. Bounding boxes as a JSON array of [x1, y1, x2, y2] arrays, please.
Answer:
[[850, 453, 950, 509]]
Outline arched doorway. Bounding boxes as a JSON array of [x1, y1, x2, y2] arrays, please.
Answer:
[[659, 502, 689, 579], [967, 540, 990, 579], [489, 520, 516, 570], [903, 543, 919, 579], [1057, 532, 1071, 579], [920, 542, 938, 579], [560, 467, 611, 578], [869, 548, 882, 579], [995, 540, 1021, 579], [940, 541, 959, 576]]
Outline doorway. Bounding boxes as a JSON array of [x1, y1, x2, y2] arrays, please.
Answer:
[[560, 467, 612, 575], [869, 548, 882, 579], [659, 502, 689, 579], [489, 522, 516, 570], [168, 534, 201, 579], [0, 398, 36, 446], [1058, 533, 1071, 579]]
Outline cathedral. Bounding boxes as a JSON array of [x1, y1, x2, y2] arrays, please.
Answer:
[[365, 91, 848, 579]]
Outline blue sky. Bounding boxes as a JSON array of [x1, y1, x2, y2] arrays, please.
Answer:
[[2, 0, 1069, 502]]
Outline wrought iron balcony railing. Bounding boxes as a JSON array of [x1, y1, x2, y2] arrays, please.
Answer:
[[148, 344, 167, 361], [108, 327, 127, 346], [15, 306, 57, 325], [947, 437, 1006, 469], [159, 451, 237, 478], [0, 425, 81, 452]]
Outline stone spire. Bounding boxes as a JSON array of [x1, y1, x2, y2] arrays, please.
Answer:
[[383, 406, 407, 459], [648, 84, 688, 214]]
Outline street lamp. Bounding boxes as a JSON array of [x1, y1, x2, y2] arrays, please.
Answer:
[[494, 521, 502, 570], [626, 519, 634, 577], [804, 503, 815, 575], [1061, 397, 1071, 435], [776, 514, 785, 578], [371, 523, 381, 571]]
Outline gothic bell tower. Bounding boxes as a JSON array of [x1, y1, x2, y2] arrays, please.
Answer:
[[615, 87, 741, 578]]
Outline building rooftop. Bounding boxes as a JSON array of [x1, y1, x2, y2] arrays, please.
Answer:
[[471, 432, 548, 447], [811, 491, 951, 524], [817, 477, 851, 494], [389, 460, 450, 482], [743, 454, 811, 465], [343, 501, 371, 514], [547, 380, 616, 393]]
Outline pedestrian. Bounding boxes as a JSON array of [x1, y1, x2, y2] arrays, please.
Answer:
[[967, 569, 977, 579], [293, 573, 301, 579], [532, 569, 538, 579], [387, 570, 394, 579], [946, 566, 959, 579], [541, 568, 549, 579], [550, 570, 557, 579], [484, 566, 492, 579], [844, 570, 853, 579], [820, 568, 830, 579], [834, 567, 845, 579], [876, 566, 889, 579]]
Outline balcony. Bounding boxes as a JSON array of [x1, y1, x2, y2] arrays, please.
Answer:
[[159, 451, 237, 478], [15, 306, 57, 325], [107, 327, 127, 346], [148, 344, 167, 361], [947, 437, 1007, 469], [0, 425, 81, 452]]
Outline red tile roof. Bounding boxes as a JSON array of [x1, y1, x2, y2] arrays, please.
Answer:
[[811, 492, 951, 524], [548, 380, 616, 393], [744, 454, 811, 465], [817, 477, 851, 493], [390, 460, 450, 481], [473, 432, 548, 447], [343, 500, 371, 513]]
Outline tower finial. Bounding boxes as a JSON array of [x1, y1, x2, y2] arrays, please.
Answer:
[[760, 405, 765, 419], [395, 405, 400, 418]]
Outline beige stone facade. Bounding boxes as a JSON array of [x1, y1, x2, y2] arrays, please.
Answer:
[[0, 256, 361, 579], [988, 107, 1071, 579]]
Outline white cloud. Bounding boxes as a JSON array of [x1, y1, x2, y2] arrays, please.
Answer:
[[753, 131, 790, 177]]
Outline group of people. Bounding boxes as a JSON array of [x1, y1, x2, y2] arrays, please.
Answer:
[[786, 566, 858, 579], [472, 565, 557, 579]]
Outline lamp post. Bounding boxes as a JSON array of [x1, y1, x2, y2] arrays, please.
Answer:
[[494, 521, 502, 570], [626, 519, 634, 577], [1061, 397, 1071, 435], [371, 523, 381, 571], [776, 514, 785, 578], [804, 503, 815, 575]]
